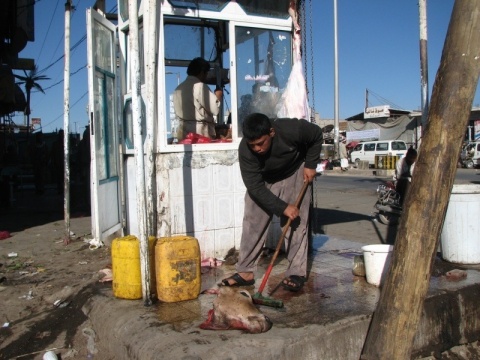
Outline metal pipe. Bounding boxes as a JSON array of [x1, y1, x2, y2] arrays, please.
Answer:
[[63, 0, 72, 243], [145, 0, 158, 241], [129, 0, 152, 305]]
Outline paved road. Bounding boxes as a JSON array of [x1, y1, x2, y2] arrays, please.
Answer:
[[311, 168, 480, 246]]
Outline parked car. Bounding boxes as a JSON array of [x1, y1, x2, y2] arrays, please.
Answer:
[[350, 140, 407, 168]]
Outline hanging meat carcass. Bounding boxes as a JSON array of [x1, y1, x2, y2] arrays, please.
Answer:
[[276, 0, 309, 120]]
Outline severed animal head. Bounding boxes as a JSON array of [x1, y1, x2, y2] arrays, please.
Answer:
[[200, 287, 272, 334]]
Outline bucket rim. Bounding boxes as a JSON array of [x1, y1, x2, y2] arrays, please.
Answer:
[[361, 244, 394, 253]]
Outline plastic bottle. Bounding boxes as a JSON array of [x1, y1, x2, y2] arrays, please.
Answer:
[[43, 351, 58, 360]]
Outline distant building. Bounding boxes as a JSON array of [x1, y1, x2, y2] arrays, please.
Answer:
[[344, 105, 480, 147], [345, 105, 418, 147]]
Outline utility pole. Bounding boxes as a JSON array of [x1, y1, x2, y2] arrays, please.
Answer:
[[333, 0, 339, 156], [63, 0, 72, 244], [418, 0, 429, 145], [361, 1, 480, 358]]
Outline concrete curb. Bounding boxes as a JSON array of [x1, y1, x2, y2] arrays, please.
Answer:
[[83, 271, 480, 359]]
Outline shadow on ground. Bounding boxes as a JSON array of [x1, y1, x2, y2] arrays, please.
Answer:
[[0, 185, 90, 233]]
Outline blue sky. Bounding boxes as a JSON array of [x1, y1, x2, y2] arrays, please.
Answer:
[[13, 0, 479, 133]]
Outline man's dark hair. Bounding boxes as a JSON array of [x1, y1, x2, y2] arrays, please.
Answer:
[[406, 147, 417, 157], [242, 113, 272, 140], [187, 57, 210, 76]]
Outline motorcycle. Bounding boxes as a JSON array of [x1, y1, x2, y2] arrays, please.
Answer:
[[375, 181, 402, 225]]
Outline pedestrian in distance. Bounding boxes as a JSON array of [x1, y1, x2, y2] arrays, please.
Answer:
[[220, 113, 323, 292], [394, 146, 417, 206], [30, 132, 48, 195], [51, 129, 64, 194], [339, 137, 349, 171]]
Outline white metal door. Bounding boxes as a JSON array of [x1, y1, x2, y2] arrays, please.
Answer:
[[87, 9, 123, 242]]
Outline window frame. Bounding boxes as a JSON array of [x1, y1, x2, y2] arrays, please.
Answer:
[[158, 17, 293, 153]]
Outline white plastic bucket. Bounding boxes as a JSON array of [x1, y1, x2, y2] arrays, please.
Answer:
[[441, 184, 480, 264], [361, 244, 394, 286]]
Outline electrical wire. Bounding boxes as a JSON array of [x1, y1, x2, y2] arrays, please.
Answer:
[[41, 91, 88, 130], [41, 64, 87, 91], [36, 0, 61, 65], [366, 88, 405, 110]]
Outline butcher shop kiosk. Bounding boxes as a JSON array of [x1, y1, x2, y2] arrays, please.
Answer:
[[86, 0, 302, 266]]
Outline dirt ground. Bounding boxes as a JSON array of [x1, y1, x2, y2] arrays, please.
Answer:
[[0, 185, 112, 360]]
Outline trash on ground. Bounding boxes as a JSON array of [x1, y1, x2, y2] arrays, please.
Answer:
[[19, 290, 34, 300], [352, 255, 366, 277], [45, 285, 74, 305], [201, 257, 223, 268], [0, 231, 11, 240], [82, 327, 98, 355], [7, 252, 18, 258], [62, 348, 78, 358], [2, 322, 9, 328], [78, 261, 88, 265], [98, 268, 113, 282], [43, 350, 59, 360], [18, 270, 39, 276], [53, 299, 70, 308], [85, 237, 104, 250], [445, 269, 467, 281]]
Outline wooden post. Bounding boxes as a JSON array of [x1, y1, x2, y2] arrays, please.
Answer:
[[361, 1, 480, 358]]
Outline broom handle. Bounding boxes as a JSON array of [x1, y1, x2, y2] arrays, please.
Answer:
[[257, 181, 309, 294]]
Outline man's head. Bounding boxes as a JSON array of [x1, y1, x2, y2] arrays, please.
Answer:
[[187, 57, 211, 81], [405, 147, 417, 165], [243, 113, 275, 155]]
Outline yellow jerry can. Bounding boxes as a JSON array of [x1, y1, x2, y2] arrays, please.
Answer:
[[111, 235, 157, 299], [155, 236, 201, 302]]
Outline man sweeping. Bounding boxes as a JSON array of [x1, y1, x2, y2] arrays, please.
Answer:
[[221, 113, 322, 292]]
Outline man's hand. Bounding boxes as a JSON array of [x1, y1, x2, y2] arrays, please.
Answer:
[[303, 167, 316, 183], [283, 204, 299, 221], [214, 87, 223, 101]]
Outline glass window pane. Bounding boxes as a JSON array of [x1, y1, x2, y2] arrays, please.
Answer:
[[377, 143, 388, 151], [124, 100, 133, 149], [123, 98, 146, 149], [106, 76, 118, 177], [164, 23, 217, 62], [235, 26, 291, 137], [119, 0, 129, 21], [94, 20, 114, 73], [94, 72, 106, 180]]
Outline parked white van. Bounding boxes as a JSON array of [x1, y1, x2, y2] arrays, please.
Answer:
[[350, 140, 408, 167], [460, 141, 480, 168]]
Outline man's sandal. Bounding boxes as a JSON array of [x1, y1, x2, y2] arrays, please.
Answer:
[[282, 275, 306, 292], [220, 273, 255, 287]]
